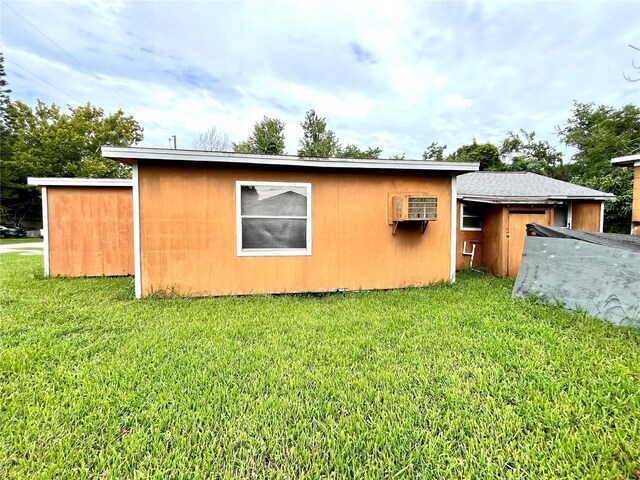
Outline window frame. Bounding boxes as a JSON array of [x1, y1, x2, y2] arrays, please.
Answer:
[[236, 180, 312, 257], [460, 203, 484, 231]]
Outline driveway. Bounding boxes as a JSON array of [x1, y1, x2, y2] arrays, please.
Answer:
[[0, 242, 44, 255]]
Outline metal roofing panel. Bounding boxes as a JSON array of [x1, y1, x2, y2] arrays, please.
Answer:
[[101, 146, 480, 173]]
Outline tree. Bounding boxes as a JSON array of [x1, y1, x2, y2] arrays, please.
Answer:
[[192, 126, 231, 151], [336, 144, 382, 159], [0, 50, 10, 132], [297, 109, 340, 157], [557, 101, 640, 232], [233, 116, 286, 155], [447, 140, 502, 170], [0, 100, 144, 224], [558, 102, 640, 178], [499, 129, 568, 180], [582, 169, 633, 234], [422, 142, 446, 161], [624, 44, 640, 82]]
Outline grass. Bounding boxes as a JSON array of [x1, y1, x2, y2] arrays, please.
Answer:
[[0, 255, 639, 479], [0, 237, 43, 245]]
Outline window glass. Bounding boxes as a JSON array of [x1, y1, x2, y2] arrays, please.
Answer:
[[461, 204, 484, 230], [238, 183, 310, 255]]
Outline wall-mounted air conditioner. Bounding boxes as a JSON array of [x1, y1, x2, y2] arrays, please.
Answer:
[[391, 195, 437, 234]]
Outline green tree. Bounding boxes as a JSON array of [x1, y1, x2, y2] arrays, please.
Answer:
[[582, 169, 633, 234], [422, 142, 446, 161], [557, 101, 640, 232], [336, 144, 382, 159], [499, 129, 568, 180], [233, 116, 286, 155], [447, 140, 502, 171], [0, 51, 10, 131], [558, 102, 640, 178], [297, 109, 340, 157], [1, 100, 144, 224]]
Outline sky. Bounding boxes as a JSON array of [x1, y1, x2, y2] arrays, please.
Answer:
[[2, 0, 639, 160]]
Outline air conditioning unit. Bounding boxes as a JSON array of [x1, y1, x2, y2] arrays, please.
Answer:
[[391, 195, 437, 234], [392, 196, 437, 221]]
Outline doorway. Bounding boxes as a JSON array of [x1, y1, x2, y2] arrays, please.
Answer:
[[507, 209, 550, 276]]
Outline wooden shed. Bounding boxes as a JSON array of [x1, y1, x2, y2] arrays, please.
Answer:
[[102, 147, 478, 298], [455, 172, 614, 277], [27, 177, 134, 277], [611, 154, 640, 235]]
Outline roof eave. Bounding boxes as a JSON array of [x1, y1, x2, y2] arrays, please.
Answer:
[[611, 154, 640, 167], [101, 146, 480, 173], [27, 177, 133, 187], [459, 194, 615, 203]]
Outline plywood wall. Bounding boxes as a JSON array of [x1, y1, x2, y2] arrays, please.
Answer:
[[571, 201, 601, 232], [455, 201, 483, 270], [47, 187, 133, 277], [481, 206, 507, 276], [137, 164, 453, 297]]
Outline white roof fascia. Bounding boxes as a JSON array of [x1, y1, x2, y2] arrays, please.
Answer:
[[101, 146, 480, 173], [27, 177, 133, 187], [611, 154, 640, 167], [459, 194, 614, 203]]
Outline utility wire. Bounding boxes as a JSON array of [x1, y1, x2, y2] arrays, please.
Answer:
[[2, 1, 133, 108], [6, 58, 83, 103]]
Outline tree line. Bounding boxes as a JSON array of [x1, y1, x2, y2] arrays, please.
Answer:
[[1, 51, 638, 232], [194, 109, 382, 159]]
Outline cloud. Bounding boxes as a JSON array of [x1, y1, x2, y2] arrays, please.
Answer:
[[2, 0, 638, 159]]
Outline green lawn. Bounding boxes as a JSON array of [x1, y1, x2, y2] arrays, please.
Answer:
[[0, 237, 43, 245], [1, 255, 638, 479]]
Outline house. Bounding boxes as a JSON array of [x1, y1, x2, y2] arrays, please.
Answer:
[[455, 172, 614, 277], [101, 147, 478, 298], [611, 154, 640, 235], [27, 177, 134, 277]]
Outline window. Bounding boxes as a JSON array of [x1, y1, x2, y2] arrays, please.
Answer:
[[460, 204, 483, 231], [236, 181, 311, 256]]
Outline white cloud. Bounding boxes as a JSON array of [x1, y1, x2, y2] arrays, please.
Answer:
[[1, 0, 638, 159]]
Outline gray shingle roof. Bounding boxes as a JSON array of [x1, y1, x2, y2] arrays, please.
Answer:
[[457, 172, 614, 203]]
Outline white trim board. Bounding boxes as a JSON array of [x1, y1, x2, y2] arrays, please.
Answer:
[[132, 161, 142, 299], [28, 177, 133, 187], [450, 175, 457, 283], [599, 201, 605, 233], [41, 187, 50, 276]]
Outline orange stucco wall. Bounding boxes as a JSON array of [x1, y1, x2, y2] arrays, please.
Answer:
[[47, 186, 133, 277], [137, 163, 454, 297]]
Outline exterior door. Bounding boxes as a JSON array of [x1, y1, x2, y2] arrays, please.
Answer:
[[507, 209, 550, 277]]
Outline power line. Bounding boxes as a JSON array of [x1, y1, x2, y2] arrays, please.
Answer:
[[6, 58, 83, 103], [2, 1, 133, 108]]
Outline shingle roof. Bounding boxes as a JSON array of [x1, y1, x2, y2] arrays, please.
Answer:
[[457, 172, 614, 203]]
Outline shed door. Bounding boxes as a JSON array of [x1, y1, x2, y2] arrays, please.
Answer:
[[507, 210, 550, 277]]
